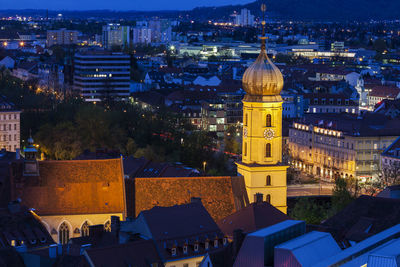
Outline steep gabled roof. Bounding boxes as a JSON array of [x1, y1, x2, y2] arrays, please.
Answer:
[[217, 201, 290, 237], [15, 158, 126, 216]]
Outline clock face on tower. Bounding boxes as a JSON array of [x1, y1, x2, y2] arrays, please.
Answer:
[[264, 129, 275, 140], [243, 127, 248, 138]]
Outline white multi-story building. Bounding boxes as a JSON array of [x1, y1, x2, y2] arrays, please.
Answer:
[[102, 24, 130, 49], [235, 9, 254, 27], [46, 29, 79, 47], [0, 97, 20, 152], [289, 113, 399, 182], [73, 51, 131, 102], [132, 27, 152, 44]]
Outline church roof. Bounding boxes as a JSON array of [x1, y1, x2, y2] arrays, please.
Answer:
[[15, 158, 126, 216], [128, 176, 249, 221]]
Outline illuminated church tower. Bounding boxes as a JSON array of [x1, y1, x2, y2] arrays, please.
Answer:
[[236, 4, 288, 213]]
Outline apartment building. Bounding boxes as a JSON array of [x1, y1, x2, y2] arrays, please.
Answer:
[[102, 24, 130, 49], [0, 97, 21, 152], [46, 29, 79, 47]]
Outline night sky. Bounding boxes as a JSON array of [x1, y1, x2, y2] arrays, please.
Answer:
[[0, 0, 253, 11]]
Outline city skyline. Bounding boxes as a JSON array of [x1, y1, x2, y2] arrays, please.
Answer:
[[0, 0, 253, 11]]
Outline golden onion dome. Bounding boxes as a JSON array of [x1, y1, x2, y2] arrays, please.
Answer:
[[242, 48, 284, 96]]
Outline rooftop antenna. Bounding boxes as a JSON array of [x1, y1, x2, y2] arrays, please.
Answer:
[[260, 2, 267, 51]]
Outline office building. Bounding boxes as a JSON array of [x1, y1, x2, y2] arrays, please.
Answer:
[[73, 51, 131, 102]]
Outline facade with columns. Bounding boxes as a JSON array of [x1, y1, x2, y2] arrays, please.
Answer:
[[236, 20, 288, 214]]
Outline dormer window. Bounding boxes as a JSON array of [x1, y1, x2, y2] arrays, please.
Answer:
[[171, 247, 177, 256], [194, 243, 199, 252], [183, 244, 188, 254], [321, 99, 326, 105], [223, 237, 228, 246], [329, 99, 334, 105], [214, 239, 218, 248], [314, 98, 318, 104], [337, 99, 342, 105], [205, 241, 209, 250]]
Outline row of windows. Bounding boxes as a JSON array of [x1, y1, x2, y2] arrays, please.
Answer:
[[2, 145, 18, 151], [0, 124, 18, 131], [58, 220, 111, 244], [244, 114, 272, 127], [244, 143, 272, 158], [313, 98, 350, 105], [0, 114, 19, 120], [1, 134, 17, 141]]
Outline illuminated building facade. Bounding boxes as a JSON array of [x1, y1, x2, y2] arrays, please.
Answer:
[[289, 113, 399, 182], [0, 97, 20, 152], [236, 14, 288, 213]]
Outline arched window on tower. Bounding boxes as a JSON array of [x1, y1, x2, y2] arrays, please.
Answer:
[[244, 142, 247, 157], [245, 113, 248, 126], [266, 175, 271, 186], [81, 221, 90, 237], [59, 222, 70, 245], [266, 143, 271, 157], [266, 114, 271, 127], [266, 194, 271, 203]]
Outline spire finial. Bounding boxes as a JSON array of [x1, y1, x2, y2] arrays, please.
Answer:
[[260, 2, 267, 51]]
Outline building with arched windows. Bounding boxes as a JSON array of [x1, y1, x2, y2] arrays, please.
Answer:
[[6, 138, 127, 244], [236, 17, 288, 213]]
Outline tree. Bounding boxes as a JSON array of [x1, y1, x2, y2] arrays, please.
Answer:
[[331, 177, 355, 214], [290, 198, 329, 225]]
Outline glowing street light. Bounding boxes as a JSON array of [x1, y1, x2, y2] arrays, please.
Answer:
[[19, 41, 25, 47], [3, 42, 7, 47]]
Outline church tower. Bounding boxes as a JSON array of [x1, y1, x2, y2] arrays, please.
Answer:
[[236, 4, 288, 213]]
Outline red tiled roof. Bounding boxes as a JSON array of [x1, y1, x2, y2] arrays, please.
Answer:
[[130, 176, 249, 221], [369, 85, 400, 98], [16, 159, 126, 216]]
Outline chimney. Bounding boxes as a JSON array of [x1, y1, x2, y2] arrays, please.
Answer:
[[89, 225, 104, 238], [15, 149, 20, 160], [254, 193, 263, 204], [111, 216, 120, 239], [190, 197, 202, 204], [232, 229, 245, 258], [49, 244, 57, 258]]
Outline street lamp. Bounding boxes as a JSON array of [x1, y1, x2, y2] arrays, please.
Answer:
[[203, 161, 207, 173]]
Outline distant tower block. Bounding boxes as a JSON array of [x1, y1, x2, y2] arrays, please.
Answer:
[[236, 3, 288, 214]]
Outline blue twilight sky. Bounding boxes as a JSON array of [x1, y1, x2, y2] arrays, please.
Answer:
[[0, 0, 253, 11]]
